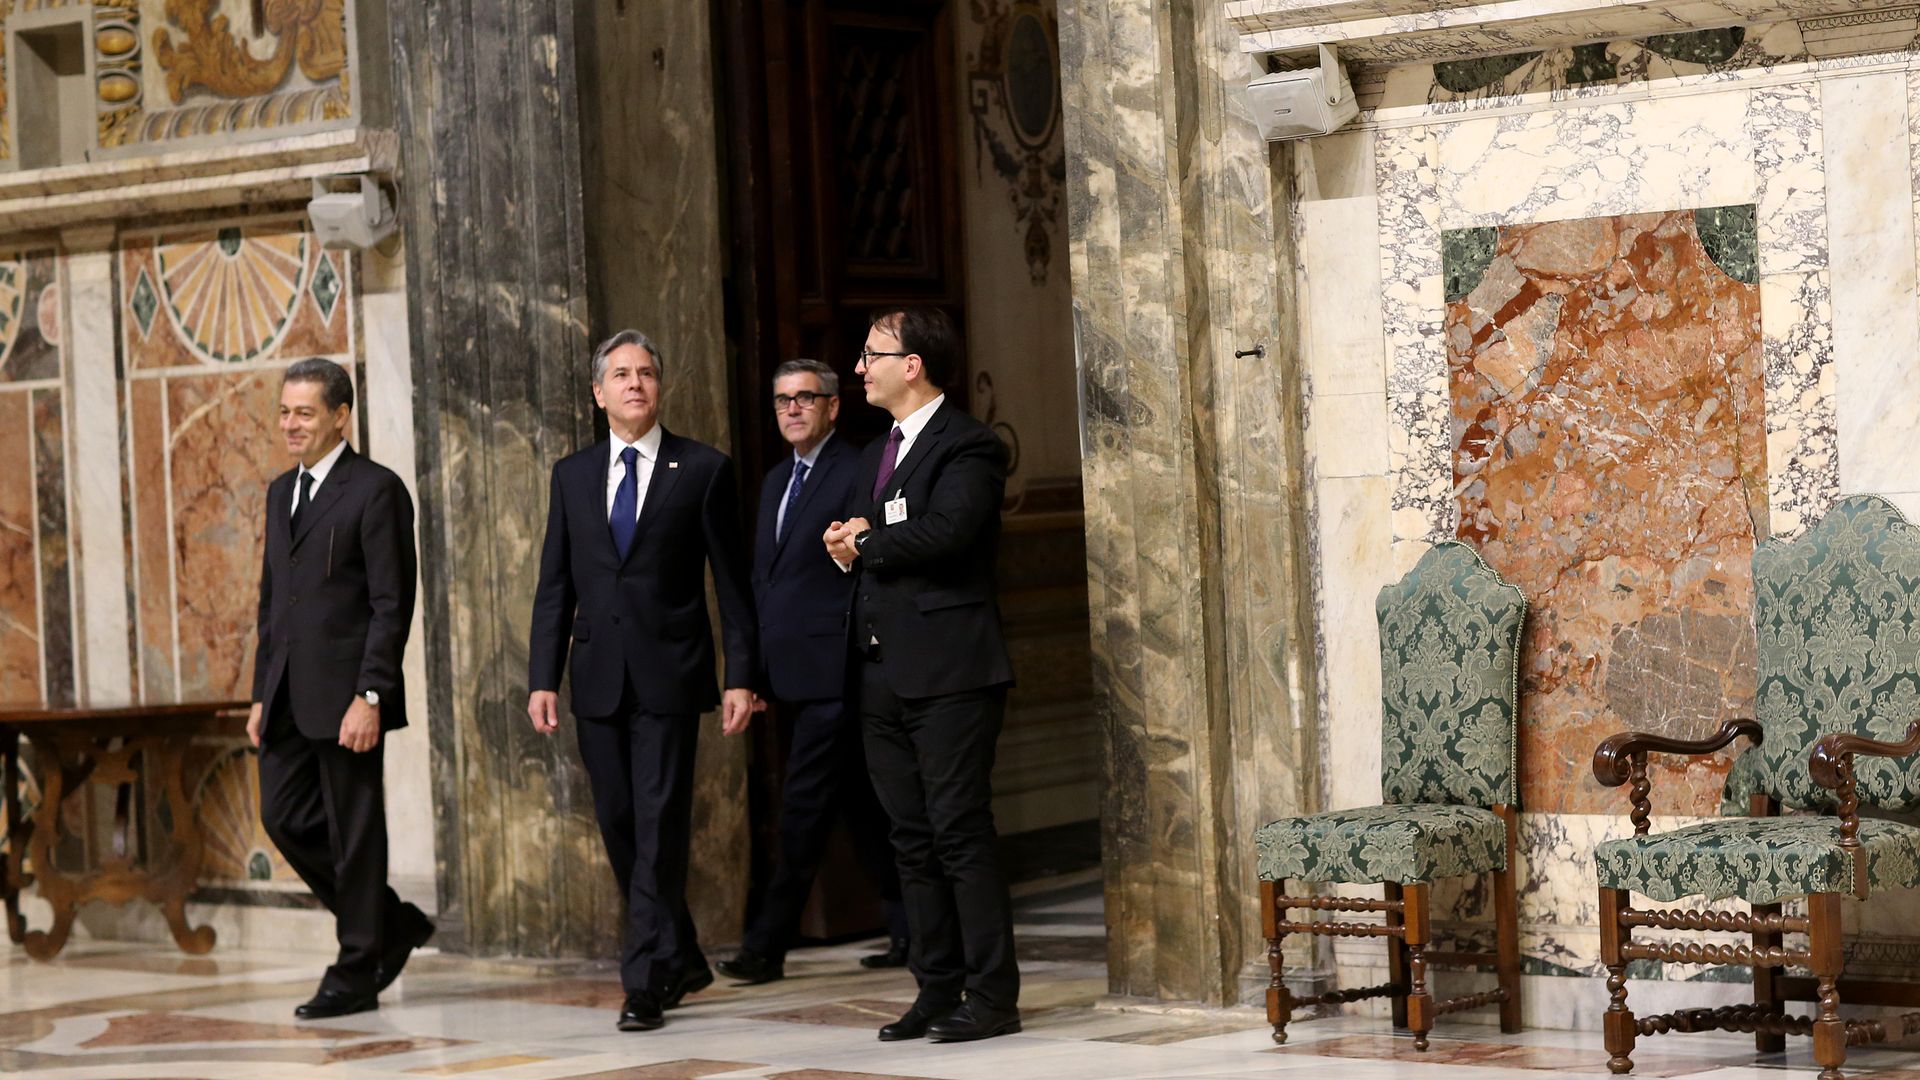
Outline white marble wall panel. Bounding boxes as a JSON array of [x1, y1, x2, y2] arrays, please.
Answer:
[[59, 227, 133, 707], [1825, 73, 1920, 503], [1312, 476, 1393, 813], [1436, 93, 1754, 229], [1374, 124, 1450, 543]]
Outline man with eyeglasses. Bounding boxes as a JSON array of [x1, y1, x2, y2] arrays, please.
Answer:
[[715, 358, 909, 986], [824, 308, 1021, 1043]]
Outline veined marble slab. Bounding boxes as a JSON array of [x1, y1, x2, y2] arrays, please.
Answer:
[[1230, 0, 1899, 61]]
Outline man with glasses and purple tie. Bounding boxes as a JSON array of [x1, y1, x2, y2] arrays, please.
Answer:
[[525, 329, 758, 1033], [715, 358, 909, 987], [823, 308, 1021, 1044]]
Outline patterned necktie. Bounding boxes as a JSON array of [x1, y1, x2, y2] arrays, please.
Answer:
[[610, 446, 639, 558], [872, 427, 904, 501], [778, 460, 810, 542], [291, 470, 313, 534]]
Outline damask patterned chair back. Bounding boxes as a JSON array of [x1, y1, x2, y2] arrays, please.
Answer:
[[1378, 540, 1527, 809], [1751, 495, 1920, 813]]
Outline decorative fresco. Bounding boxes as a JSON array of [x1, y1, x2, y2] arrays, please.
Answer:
[[1444, 208, 1766, 817], [966, 0, 1066, 284], [118, 217, 353, 705]]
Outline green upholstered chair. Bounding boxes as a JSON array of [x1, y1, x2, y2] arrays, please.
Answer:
[[1592, 495, 1920, 1080], [1256, 540, 1525, 1048]]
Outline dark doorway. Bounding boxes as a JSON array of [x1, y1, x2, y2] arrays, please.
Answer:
[[718, 0, 971, 942]]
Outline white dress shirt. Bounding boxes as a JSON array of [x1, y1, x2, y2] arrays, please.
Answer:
[[606, 423, 663, 522], [886, 393, 945, 484], [292, 438, 349, 516], [776, 432, 833, 540]]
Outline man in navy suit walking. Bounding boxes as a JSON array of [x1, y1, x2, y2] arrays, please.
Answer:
[[716, 358, 906, 985], [526, 330, 758, 1033]]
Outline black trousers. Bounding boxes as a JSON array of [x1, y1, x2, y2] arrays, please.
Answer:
[[742, 696, 905, 958], [576, 686, 704, 994], [860, 661, 1018, 1011], [258, 692, 406, 995]]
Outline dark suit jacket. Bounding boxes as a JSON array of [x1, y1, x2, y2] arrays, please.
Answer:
[[252, 445, 418, 739], [852, 400, 1014, 698], [528, 428, 757, 719], [752, 433, 861, 702]]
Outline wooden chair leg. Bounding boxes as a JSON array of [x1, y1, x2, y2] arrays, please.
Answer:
[[1404, 881, 1433, 1051], [1493, 804, 1522, 1033], [1262, 879, 1295, 1045], [1384, 880, 1409, 1030], [1809, 892, 1846, 1080], [1599, 886, 1635, 1074]]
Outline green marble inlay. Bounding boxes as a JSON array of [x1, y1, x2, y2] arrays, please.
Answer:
[[1565, 42, 1617, 86], [129, 267, 158, 337], [1645, 27, 1745, 66], [1435, 51, 1539, 94], [1442, 226, 1499, 303], [217, 227, 243, 256], [1694, 204, 1758, 285]]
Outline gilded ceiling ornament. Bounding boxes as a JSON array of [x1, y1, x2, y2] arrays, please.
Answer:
[[152, 0, 345, 104]]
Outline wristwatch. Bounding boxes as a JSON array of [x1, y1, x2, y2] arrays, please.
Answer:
[[853, 528, 873, 554], [362, 689, 381, 707]]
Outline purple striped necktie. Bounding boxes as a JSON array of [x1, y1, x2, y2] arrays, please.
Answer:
[[872, 426, 904, 500]]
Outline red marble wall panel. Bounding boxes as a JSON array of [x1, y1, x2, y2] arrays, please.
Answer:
[[167, 370, 285, 700], [0, 391, 40, 705], [1448, 210, 1766, 816], [128, 377, 176, 702]]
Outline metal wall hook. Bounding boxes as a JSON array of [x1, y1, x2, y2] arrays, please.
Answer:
[[1234, 343, 1267, 360]]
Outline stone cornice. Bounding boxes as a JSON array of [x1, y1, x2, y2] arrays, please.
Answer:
[[1228, 0, 1906, 60], [0, 128, 397, 237]]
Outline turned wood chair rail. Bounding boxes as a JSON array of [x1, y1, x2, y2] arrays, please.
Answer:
[[0, 700, 249, 960]]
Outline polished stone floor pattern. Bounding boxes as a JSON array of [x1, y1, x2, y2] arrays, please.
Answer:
[[5, 879, 1920, 1078]]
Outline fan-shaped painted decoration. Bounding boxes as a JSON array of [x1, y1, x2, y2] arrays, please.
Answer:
[[156, 227, 308, 364], [195, 750, 292, 883]]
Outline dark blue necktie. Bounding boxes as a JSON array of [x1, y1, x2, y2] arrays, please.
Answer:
[[610, 446, 639, 558], [777, 461, 810, 542]]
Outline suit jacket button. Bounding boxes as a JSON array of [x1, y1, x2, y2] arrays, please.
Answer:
[[612, 615, 621, 624]]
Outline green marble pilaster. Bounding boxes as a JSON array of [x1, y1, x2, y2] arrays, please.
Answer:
[[1059, 0, 1318, 1004]]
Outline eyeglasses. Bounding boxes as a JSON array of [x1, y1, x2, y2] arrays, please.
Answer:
[[773, 390, 831, 410], [857, 348, 910, 364]]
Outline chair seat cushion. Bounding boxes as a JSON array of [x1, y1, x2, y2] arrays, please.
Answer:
[[1255, 804, 1507, 885], [1595, 816, 1920, 904]]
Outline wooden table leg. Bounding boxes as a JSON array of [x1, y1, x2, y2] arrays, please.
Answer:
[[2, 728, 27, 944], [20, 734, 80, 961], [146, 737, 216, 955]]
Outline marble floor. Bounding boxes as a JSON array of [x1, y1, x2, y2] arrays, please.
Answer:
[[6, 876, 1920, 1079]]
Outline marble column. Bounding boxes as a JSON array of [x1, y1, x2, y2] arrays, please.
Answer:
[[387, 0, 610, 959], [1058, 0, 1318, 1004]]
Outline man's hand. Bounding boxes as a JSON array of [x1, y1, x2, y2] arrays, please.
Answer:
[[528, 690, 561, 734], [721, 688, 756, 736], [824, 517, 870, 564], [247, 702, 265, 749], [338, 698, 381, 753]]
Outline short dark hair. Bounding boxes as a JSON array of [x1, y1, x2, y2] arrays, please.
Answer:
[[870, 307, 960, 388], [773, 357, 839, 397], [283, 357, 354, 412]]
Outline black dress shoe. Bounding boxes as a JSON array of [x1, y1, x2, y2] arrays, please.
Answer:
[[859, 937, 910, 969], [878, 1000, 956, 1042], [715, 950, 785, 985], [294, 989, 378, 1020], [374, 904, 436, 993], [927, 999, 1022, 1042], [618, 990, 664, 1031], [659, 964, 714, 1009]]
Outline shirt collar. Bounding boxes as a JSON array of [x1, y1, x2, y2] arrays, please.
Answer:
[[893, 394, 945, 444], [794, 430, 834, 470], [301, 438, 349, 486], [612, 423, 663, 465]]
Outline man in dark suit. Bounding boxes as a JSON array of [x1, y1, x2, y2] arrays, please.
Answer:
[[824, 308, 1021, 1043], [526, 329, 758, 1033], [715, 359, 907, 986], [248, 357, 433, 1021]]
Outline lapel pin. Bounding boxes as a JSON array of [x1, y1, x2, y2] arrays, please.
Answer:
[[668, 461, 679, 469]]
